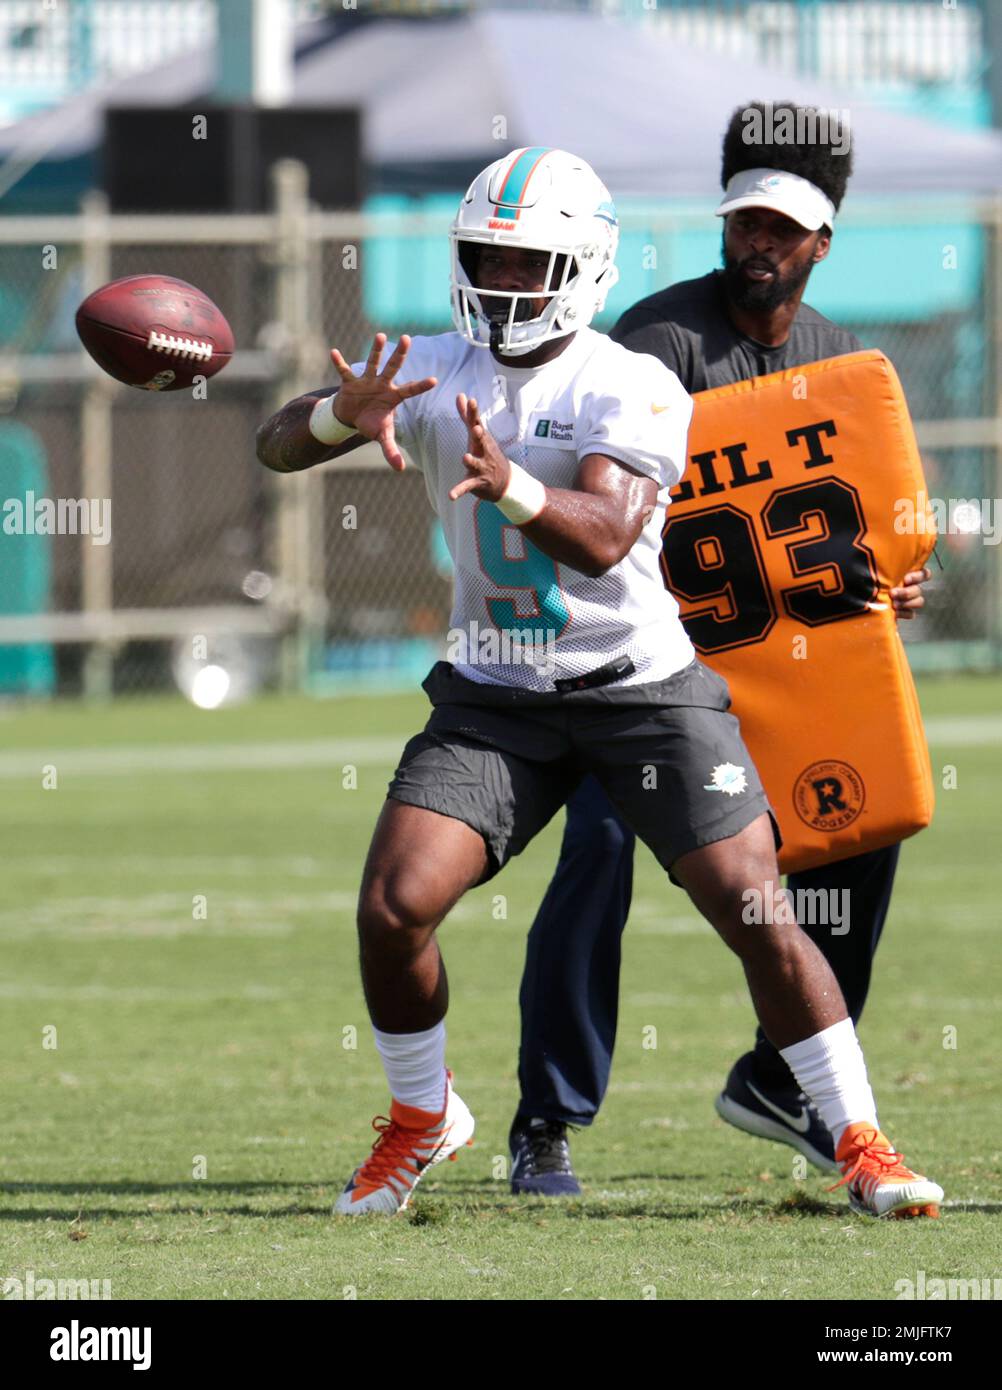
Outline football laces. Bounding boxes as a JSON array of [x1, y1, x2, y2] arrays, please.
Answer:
[[146, 329, 214, 361]]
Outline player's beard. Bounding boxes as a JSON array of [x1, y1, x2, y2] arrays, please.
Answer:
[[721, 238, 814, 312]]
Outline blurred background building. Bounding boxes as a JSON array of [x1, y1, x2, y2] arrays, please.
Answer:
[[1, 0, 1001, 700]]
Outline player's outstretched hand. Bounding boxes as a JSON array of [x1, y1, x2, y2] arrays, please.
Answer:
[[891, 566, 932, 620], [329, 333, 437, 471], [449, 394, 512, 502]]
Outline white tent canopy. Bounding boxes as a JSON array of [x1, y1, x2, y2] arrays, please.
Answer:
[[2, 12, 1001, 197]]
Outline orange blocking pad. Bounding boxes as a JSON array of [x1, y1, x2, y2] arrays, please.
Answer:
[[662, 350, 936, 873]]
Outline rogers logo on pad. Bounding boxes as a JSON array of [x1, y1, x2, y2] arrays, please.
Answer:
[[794, 760, 865, 831]]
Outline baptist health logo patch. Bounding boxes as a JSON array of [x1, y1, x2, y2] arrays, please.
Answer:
[[533, 417, 573, 443], [703, 763, 747, 797]]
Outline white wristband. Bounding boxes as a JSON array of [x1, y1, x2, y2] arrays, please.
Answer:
[[497, 461, 546, 525], [309, 394, 358, 446]]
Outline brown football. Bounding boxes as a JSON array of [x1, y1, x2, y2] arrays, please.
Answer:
[[75, 274, 234, 391]]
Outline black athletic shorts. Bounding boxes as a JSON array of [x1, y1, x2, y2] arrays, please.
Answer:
[[387, 659, 780, 880]]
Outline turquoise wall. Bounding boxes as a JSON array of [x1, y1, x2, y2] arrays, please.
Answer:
[[362, 194, 984, 329]]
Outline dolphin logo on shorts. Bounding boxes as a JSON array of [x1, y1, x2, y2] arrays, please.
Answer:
[[704, 763, 748, 796]]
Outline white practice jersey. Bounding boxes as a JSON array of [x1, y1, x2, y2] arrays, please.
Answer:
[[356, 327, 696, 692]]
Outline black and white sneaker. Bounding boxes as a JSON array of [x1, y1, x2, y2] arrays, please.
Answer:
[[509, 1117, 582, 1196], [714, 1051, 838, 1173]]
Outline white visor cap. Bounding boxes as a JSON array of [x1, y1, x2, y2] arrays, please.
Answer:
[[715, 168, 836, 232]]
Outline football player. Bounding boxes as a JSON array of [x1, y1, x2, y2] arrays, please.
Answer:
[[508, 109, 933, 1198], [257, 147, 941, 1220]]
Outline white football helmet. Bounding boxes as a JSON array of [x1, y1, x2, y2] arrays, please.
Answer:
[[449, 147, 620, 356]]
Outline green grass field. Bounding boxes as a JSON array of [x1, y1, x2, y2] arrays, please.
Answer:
[[1, 675, 1000, 1301]]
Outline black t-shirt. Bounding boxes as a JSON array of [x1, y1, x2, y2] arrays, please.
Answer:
[[610, 270, 862, 392]]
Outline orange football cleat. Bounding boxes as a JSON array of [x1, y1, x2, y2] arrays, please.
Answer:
[[334, 1071, 474, 1215], [831, 1123, 943, 1219]]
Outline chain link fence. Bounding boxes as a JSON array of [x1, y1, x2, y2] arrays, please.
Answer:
[[1, 163, 1000, 698]]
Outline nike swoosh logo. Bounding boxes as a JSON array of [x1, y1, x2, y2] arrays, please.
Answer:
[[650, 403, 670, 414], [414, 1131, 450, 1172], [746, 1080, 811, 1133]]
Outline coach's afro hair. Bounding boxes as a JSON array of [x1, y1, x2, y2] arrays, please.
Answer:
[[720, 101, 853, 213]]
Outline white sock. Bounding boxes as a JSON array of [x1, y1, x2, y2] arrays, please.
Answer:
[[373, 1021, 447, 1114], [780, 1017, 879, 1152]]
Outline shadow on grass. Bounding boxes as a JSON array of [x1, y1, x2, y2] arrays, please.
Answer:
[[395, 1197, 795, 1223], [395, 1187, 812, 1223], [0, 1184, 793, 1225], [1, 1183, 317, 1194], [606, 1173, 704, 1183], [0, 1181, 334, 1222], [771, 1192, 839, 1218], [6, 1182, 993, 1224]]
